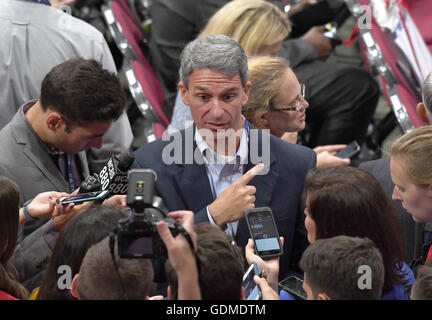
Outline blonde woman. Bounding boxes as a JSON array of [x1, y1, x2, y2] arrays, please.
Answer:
[[390, 126, 432, 224], [244, 56, 349, 169], [167, 0, 291, 133], [199, 0, 290, 57]]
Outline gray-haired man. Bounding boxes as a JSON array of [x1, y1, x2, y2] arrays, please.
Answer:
[[133, 35, 316, 282]]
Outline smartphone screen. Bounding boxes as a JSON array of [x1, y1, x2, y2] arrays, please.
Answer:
[[279, 276, 307, 300], [243, 263, 262, 300], [335, 141, 361, 159], [59, 190, 109, 205], [246, 207, 283, 258]]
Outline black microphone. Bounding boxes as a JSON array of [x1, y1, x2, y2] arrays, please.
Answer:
[[100, 152, 135, 194], [79, 152, 135, 195], [78, 173, 102, 194], [117, 152, 135, 173]]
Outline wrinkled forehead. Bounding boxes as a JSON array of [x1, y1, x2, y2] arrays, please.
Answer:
[[187, 68, 244, 90]]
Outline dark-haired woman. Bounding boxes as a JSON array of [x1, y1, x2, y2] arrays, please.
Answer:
[[301, 166, 414, 299], [0, 176, 70, 300]]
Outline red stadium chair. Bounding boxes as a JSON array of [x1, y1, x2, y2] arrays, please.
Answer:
[[123, 59, 168, 139], [128, 59, 169, 127], [102, 1, 147, 65], [154, 122, 167, 140], [405, 0, 432, 54], [102, 0, 169, 140], [346, 0, 427, 134]]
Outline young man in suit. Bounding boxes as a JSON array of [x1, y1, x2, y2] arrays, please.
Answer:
[[133, 35, 316, 281], [0, 58, 126, 238]]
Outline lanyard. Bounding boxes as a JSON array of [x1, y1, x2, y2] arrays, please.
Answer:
[[67, 154, 76, 192]]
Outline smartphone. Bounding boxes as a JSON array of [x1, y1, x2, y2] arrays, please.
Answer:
[[323, 23, 342, 45], [335, 141, 361, 159], [279, 276, 307, 300], [59, 190, 110, 205], [243, 262, 262, 300], [245, 207, 283, 259], [323, 23, 337, 39]]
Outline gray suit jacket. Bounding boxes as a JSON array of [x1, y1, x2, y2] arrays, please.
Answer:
[[0, 107, 90, 291], [0, 106, 89, 238], [11, 221, 55, 292], [359, 157, 423, 263], [0, 108, 89, 201]]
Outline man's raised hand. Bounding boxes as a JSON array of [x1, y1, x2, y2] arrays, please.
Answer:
[[208, 163, 265, 226]]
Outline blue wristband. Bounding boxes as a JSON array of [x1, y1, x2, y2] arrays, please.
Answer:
[[23, 199, 37, 221]]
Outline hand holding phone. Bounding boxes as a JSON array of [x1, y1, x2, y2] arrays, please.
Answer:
[[279, 276, 307, 300], [243, 262, 262, 300], [335, 141, 361, 159], [245, 207, 283, 259], [245, 237, 283, 293], [302, 26, 333, 59], [323, 23, 342, 45], [59, 190, 110, 206]]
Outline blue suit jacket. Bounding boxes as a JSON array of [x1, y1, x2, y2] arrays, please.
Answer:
[[133, 124, 316, 280]]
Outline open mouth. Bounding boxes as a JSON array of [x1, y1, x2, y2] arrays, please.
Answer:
[[206, 122, 227, 130]]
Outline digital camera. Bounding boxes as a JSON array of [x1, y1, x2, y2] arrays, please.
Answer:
[[116, 169, 185, 259]]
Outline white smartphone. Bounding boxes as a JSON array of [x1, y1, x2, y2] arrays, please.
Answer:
[[243, 262, 262, 300]]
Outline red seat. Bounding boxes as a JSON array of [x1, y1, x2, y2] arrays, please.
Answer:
[[110, 1, 148, 67], [154, 123, 167, 139], [405, 0, 432, 54], [132, 60, 169, 127], [116, 0, 138, 28], [103, 0, 170, 133], [354, 0, 423, 129]]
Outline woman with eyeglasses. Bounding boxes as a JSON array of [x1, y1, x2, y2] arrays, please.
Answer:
[[243, 56, 350, 169], [166, 0, 292, 135]]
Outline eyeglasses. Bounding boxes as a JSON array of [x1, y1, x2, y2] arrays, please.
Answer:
[[271, 84, 306, 112]]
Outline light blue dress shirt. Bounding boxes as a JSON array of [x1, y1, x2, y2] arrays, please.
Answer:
[[166, 91, 193, 134], [194, 120, 249, 240]]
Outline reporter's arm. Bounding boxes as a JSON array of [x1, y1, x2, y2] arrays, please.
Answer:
[[245, 238, 282, 292], [12, 223, 54, 289], [314, 145, 350, 169], [102, 195, 128, 210], [52, 200, 94, 230], [253, 276, 280, 300], [301, 26, 333, 60], [19, 207, 31, 226], [287, 0, 318, 16], [18, 191, 73, 226], [157, 210, 201, 300]]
